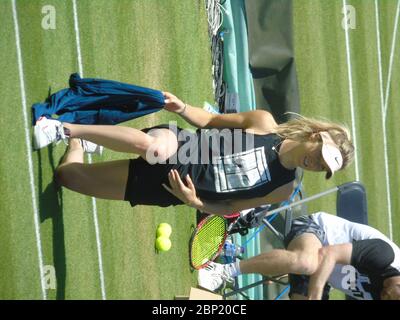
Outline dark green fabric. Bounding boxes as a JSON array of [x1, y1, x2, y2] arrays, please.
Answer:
[[245, 0, 300, 123]]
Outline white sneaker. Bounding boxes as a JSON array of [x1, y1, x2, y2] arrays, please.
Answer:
[[33, 117, 66, 150], [79, 139, 103, 155], [198, 262, 235, 292]]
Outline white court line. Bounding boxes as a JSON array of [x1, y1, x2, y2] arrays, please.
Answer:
[[11, 0, 47, 300], [342, 0, 360, 182], [374, 0, 394, 240], [375, 0, 385, 111], [384, 1, 400, 117], [72, 0, 106, 300]]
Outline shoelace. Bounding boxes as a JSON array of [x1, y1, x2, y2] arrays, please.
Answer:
[[221, 269, 235, 285], [42, 124, 62, 145], [204, 268, 224, 290], [207, 264, 235, 285], [55, 126, 65, 145]]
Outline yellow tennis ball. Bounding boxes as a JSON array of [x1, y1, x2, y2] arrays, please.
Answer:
[[156, 236, 172, 252], [157, 223, 172, 238]]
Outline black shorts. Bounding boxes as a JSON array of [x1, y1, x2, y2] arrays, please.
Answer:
[[288, 274, 331, 300], [123, 124, 187, 207], [283, 215, 326, 248], [283, 215, 330, 299]]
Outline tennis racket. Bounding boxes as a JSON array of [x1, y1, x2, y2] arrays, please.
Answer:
[[223, 212, 240, 219], [189, 214, 239, 270], [189, 209, 264, 269]]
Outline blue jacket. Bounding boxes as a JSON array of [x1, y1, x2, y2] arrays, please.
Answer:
[[32, 73, 165, 125]]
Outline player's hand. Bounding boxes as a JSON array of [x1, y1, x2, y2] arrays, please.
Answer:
[[162, 169, 201, 207], [163, 92, 186, 114]]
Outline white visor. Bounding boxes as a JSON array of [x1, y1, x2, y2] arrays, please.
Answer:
[[320, 131, 343, 179]]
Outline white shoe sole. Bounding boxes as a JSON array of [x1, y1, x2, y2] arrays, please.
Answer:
[[33, 124, 49, 150]]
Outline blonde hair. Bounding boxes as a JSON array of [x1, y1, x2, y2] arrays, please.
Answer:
[[272, 113, 354, 170]]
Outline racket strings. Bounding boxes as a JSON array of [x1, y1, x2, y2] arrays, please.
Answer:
[[191, 216, 226, 268]]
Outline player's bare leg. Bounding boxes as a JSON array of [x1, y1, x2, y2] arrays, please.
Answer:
[[55, 138, 130, 200], [240, 233, 322, 276], [63, 123, 178, 162]]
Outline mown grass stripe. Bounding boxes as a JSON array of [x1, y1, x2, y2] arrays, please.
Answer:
[[11, 0, 46, 300]]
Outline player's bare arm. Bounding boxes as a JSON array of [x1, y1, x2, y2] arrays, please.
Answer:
[[163, 169, 294, 215], [163, 91, 277, 133], [308, 243, 353, 300]]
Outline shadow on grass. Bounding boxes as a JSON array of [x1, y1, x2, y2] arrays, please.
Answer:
[[37, 144, 66, 300]]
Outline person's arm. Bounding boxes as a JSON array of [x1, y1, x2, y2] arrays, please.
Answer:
[[163, 92, 277, 133], [198, 182, 294, 215], [162, 169, 294, 215], [161, 169, 230, 215], [307, 243, 353, 300]]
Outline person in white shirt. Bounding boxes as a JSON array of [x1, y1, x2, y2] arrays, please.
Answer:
[[199, 212, 400, 300]]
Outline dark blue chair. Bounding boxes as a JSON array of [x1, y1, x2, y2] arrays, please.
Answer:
[[336, 181, 368, 225]]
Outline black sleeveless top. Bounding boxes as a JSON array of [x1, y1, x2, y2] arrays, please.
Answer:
[[169, 127, 296, 201]]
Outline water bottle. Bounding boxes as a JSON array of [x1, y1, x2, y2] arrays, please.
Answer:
[[222, 240, 244, 263]]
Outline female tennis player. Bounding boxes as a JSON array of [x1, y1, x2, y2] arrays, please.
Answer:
[[33, 91, 354, 215]]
